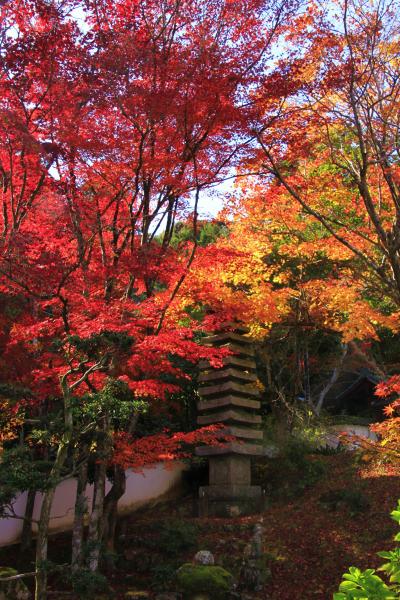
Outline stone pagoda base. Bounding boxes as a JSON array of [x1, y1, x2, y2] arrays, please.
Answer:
[[198, 454, 263, 517], [198, 486, 263, 518]]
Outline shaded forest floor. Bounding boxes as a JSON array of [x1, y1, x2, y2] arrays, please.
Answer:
[[1, 451, 399, 599]]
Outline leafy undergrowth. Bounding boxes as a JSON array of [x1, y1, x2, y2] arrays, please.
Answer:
[[111, 454, 400, 599], [1, 453, 399, 599]]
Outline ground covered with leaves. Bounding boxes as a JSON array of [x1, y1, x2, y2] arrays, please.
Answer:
[[1, 450, 399, 599]]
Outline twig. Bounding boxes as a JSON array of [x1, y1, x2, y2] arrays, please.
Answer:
[[0, 571, 36, 581]]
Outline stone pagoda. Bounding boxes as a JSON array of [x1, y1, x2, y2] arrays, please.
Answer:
[[196, 326, 264, 516]]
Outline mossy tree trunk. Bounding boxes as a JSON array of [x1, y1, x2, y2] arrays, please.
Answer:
[[18, 489, 36, 566], [35, 439, 70, 600], [102, 465, 126, 571], [71, 451, 89, 573], [86, 417, 111, 573]]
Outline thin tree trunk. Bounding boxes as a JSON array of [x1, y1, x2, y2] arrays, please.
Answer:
[[35, 371, 77, 600], [19, 489, 36, 566], [102, 465, 126, 571], [35, 441, 69, 600], [86, 424, 109, 574], [86, 460, 106, 572], [314, 344, 348, 416], [101, 411, 138, 569], [71, 454, 89, 573]]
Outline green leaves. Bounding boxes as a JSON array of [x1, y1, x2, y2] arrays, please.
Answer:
[[333, 567, 396, 599], [334, 503, 400, 598], [390, 502, 400, 525]]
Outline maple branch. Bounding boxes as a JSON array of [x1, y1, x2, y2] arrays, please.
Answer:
[[67, 358, 108, 392], [0, 572, 37, 582], [257, 133, 399, 300], [155, 177, 201, 335], [314, 344, 348, 415]]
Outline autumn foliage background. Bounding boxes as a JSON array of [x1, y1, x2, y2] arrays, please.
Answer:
[[1, 0, 400, 598]]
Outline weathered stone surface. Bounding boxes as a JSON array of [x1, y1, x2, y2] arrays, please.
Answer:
[[197, 409, 262, 425], [197, 328, 263, 517], [197, 395, 260, 412], [193, 551, 215, 566], [199, 355, 256, 370], [209, 455, 251, 486], [218, 342, 255, 357], [222, 426, 263, 440], [204, 332, 253, 346], [199, 484, 262, 501], [198, 381, 260, 398], [196, 442, 264, 457], [199, 368, 257, 384], [239, 522, 270, 593]]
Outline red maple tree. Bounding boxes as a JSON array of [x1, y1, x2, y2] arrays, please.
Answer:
[[0, 0, 300, 597]]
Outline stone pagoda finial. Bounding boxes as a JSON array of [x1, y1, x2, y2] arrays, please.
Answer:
[[196, 324, 264, 517]]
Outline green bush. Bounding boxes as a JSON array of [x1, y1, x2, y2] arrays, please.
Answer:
[[150, 563, 178, 591], [254, 438, 327, 499], [334, 500, 400, 599], [314, 444, 346, 456], [69, 567, 109, 599], [157, 519, 198, 557], [176, 563, 233, 599]]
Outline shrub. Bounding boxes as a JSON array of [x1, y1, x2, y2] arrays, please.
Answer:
[[150, 563, 178, 591], [69, 568, 109, 599], [157, 519, 198, 557], [254, 438, 327, 499], [176, 563, 233, 599], [333, 500, 400, 599]]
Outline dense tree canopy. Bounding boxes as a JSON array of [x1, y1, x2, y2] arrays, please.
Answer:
[[1, 1, 400, 599]]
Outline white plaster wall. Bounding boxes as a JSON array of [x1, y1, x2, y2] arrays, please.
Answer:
[[0, 492, 28, 547], [0, 462, 185, 546], [119, 463, 185, 514], [324, 424, 378, 448]]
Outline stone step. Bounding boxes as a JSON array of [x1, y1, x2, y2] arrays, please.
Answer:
[[196, 442, 265, 457], [198, 380, 260, 399], [198, 368, 258, 384], [197, 395, 261, 412], [197, 409, 262, 425]]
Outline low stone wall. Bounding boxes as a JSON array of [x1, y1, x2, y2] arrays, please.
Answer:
[[0, 462, 186, 547]]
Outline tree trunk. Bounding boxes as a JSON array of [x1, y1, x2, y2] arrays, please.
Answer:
[[71, 455, 89, 573], [35, 441, 69, 600], [18, 489, 36, 567], [102, 465, 126, 571], [35, 374, 75, 600], [86, 439, 107, 573], [101, 411, 138, 570]]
